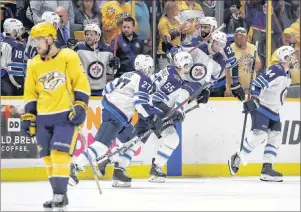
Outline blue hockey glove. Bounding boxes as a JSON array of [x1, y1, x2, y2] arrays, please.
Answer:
[[146, 114, 164, 138], [21, 113, 36, 136], [197, 87, 210, 104], [243, 97, 260, 113], [68, 101, 88, 126], [231, 82, 245, 101], [109, 56, 120, 70]]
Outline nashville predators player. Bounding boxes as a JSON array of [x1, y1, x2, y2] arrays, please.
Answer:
[[20, 22, 90, 211]]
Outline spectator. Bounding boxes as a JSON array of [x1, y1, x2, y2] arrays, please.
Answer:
[[16, 0, 34, 30], [1, 3, 14, 32], [157, 1, 191, 70], [26, 0, 75, 25], [74, 0, 102, 28], [289, 8, 300, 53], [135, 0, 151, 55], [224, 0, 245, 33], [226, 27, 261, 96], [55, 6, 84, 48], [177, 0, 205, 44], [101, 0, 137, 44], [199, 0, 215, 17], [276, 0, 297, 29], [111, 17, 144, 78]]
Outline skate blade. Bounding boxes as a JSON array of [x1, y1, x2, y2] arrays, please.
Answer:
[[112, 180, 131, 187], [148, 175, 165, 183], [227, 159, 237, 176], [44, 207, 52, 212], [52, 206, 67, 211], [260, 174, 283, 182]]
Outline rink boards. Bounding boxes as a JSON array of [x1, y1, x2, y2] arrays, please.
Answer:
[[1, 97, 300, 181]]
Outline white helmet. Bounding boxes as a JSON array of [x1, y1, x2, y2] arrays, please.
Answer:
[[278, 46, 296, 63], [173, 51, 193, 70], [209, 31, 227, 53], [198, 16, 218, 30], [3, 18, 24, 38], [134, 55, 154, 76], [84, 24, 101, 37], [41, 12, 60, 29]]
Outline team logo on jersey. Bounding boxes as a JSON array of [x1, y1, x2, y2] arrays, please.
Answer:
[[88, 61, 104, 80], [39, 71, 66, 91], [108, 6, 115, 13], [189, 63, 207, 81]]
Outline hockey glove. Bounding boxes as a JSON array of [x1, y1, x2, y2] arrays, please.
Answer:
[[109, 56, 120, 70], [191, 36, 203, 47], [21, 113, 36, 136], [243, 97, 260, 113], [231, 82, 245, 101], [162, 39, 173, 54], [68, 101, 88, 126], [146, 114, 164, 138], [171, 111, 185, 123], [197, 87, 210, 104]]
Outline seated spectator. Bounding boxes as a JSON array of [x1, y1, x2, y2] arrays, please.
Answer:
[[111, 17, 144, 78], [74, 0, 102, 28], [224, 0, 245, 33], [26, 0, 75, 25], [157, 1, 192, 70], [135, 0, 152, 55], [199, 0, 215, 17], [55, 6, 84, 48], [101, 0, 137, 44], [177, 0, 204, 44], [226, 27, 262, 96]]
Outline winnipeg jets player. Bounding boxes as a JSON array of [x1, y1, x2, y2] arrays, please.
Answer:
[[1, 18, 26, 96], [193, 17, 245, 100], [24, 11, 60, 65], [228, 46, 297, 182], [69, 55, 163, 186], [74, 24, 120, 96], [110, 51, 193, 186]]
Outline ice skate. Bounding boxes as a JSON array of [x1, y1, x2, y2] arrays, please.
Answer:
[[112, 162, 132, 187], [260, 163, 283, 182], [228, 152, 241, 176], [97, 154, 110, 177], [52, 194, 69, 211], [149, 158, 166, 183], [43, 193, 68, 211], [68, 163, 84, 186]]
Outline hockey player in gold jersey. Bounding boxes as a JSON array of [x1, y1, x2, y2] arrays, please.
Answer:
[[20, 22, 91, 211]]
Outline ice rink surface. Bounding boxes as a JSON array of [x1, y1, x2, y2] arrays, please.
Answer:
[[1, 177, 300, 211]]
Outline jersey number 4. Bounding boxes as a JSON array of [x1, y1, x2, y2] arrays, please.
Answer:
[[266, 69, 276, 78]]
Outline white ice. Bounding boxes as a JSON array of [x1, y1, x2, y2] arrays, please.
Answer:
[[1, 177, 300, 211]]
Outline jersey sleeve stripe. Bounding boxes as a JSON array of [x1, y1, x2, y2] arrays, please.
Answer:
[[157, 90, 169, 100], [257, 75, 270, 88], [134, 99, 149, 105], [134, 91, 149, 99]]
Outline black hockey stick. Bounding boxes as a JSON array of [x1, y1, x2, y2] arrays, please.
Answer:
[[239, 41, 258, 151]]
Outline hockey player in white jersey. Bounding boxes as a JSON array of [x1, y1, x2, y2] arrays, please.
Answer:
[[228, 46, 298, 182], [74, 23, 120, 96], [109, 51, 193, 186], [24, 11, 60, 65], [1, 18, 26, 96], [192, 16, 245, 100], [69, 54, 164, 186]]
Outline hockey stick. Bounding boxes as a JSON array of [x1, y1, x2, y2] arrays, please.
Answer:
[[188, 23, 226, 54], [239, 41, 259, 151], [97, 82, 210, 165], [64, 77, 102, 195]]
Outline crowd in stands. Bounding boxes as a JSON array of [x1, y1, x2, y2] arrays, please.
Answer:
[[0, 0, 300, 97]]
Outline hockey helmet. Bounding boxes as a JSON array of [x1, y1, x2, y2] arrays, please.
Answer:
[[209, 31, 227, 53], [30, 22, 57, 39], [84, 24, 101, 36], [134, 54, 154, 76], [3, 18, 24, 37], [198, 17, 218, 30], [277, 46, 297, 64], [173, 51, 193, 71], [41, 11, 60, 29]]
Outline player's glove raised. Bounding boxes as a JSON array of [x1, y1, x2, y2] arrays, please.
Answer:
[[243, 97, 260, 113], [68, 101, 88, 126], [146, 114, 164, 138], [231, 82, 245, 101], [21, 113, 36, 136], [109, 56, 120, 70], [197, 87, 210, 104]]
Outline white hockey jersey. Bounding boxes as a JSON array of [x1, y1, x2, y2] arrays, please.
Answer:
[[75, 42, 114, 92], [251, 63, 291, 119], [102, 71, 153, 125]]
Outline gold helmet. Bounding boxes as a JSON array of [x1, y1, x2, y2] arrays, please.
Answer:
[[30, 22, 57, 39]]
